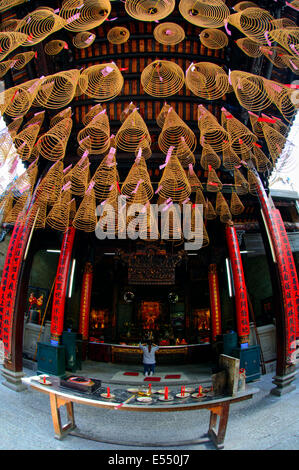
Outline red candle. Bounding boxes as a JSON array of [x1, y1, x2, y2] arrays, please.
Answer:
[[148, 383, 152, 394], [43, 376, 46, 384], [181, 386, 185, 396], [198, 385, 202, 396], [107, 387, 110, 398], [164, 386, 168, 400]]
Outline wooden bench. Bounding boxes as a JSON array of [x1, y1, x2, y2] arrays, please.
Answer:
[[22, 376, 258, 449]]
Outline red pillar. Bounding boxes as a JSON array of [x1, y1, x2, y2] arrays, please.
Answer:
[[208, 264, 222, 341], [79, 262, 93, 341], [225, 222, 251, 345], [50, 226, 76, 345]]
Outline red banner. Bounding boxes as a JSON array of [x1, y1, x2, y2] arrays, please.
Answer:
[[208, 264, 222, 341], [79, 262, 93, 341], [225, 224, 250, 344], [50, 227, 76, 343]]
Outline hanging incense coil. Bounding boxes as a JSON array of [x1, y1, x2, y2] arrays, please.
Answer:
[[276, 87, 298, 124], [92, 149, 119, 202], [80, 63, 124, 101], [206, 199, 217, 220], [1, 78, 43, 119], [97, 185, 126, 237], [11, 51, 35, 70], [233, 2, 258, 11], [141, 60, 185, 98], [215, 191, 227, 215], [260, 46, 288, 69], [50, 107, 72, 128], [198, 105, 230, 153], [160, 204, 182, 241], [44, 39, 68, 55], [77, 110, 110, 155], [0, 32, 27, 61], [206, 167, 222, 192], [16, 8, 65, 46], [121, 156, 153, 204], [158, 152, 191, 203], [234, 167, 249, 195], [153, 22, 185, 46], [251, 145, 272, 173], [222, 145, 241, 170], [7, 117, 23, 138], [194, 189, 207, 218], [229, 71, 273, 113], [158, 107, 197, 156], [188, 169, 204, 193], [13, 123, 41, 161], [5, 191, 31, 224], [219, 201, 232, 224], [227, 7, 274, 45], [271, 18, 297, 30], [59, 0, 111, 32], [235, 38, 262, 58], [33, 69, 80, 110], [268, 29, 299, 57], [179, 0, 230, 28], [26, 111, 45, 129], [107, 26, 130, 44], [281, 54, 299, 75], [175, 137, 195, 168], [72, 186, 97, 232], [247, 169, 259, 195], [0, 192, 14, 222], [135, 138, 152, 160], [137, 205, 160, 242], [261, 122, 288, 164], [199, 29, 228, 50], [271, 117, 289, 137], [115, 109, 151, 153], [200, 144, 221, 170], [186, 62, 231, 101], [0, 60, 15, 79], [221, 107, 257, 153], [125, 0, 175, 22], [73, 31, 96, 49], [230, 191, 244, 216], [0, 18, 21, 31], [183, 202, 208, 247], [47, 189, 73, 232], [120, 102, 138, 123], [0, 133, 15, 161], [13, 159, 38, 194], [70, 154, 91, 197], [36, 161, 64, 206], [36, 118, 73, 162], [156, 102, 172, 128], [27, 199, 48, 229], [83, 104, 105, 126]]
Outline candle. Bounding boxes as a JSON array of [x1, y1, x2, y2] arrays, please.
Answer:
[[148, 384, 152, 394], [164, 386, 168, 400], [107, 387, 111, 398], [198, 386, 202, 397], [43, 376, 46, 384], [181, 386, 185, 397]]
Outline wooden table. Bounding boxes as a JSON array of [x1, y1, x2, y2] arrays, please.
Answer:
[[22, 376, 258, 450]]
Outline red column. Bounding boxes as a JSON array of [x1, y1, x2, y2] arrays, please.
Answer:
[[79, 262, 93, 341], [208, 264, 222, 341], [50, 226, 76, 345], [225, 223, 250, 345]]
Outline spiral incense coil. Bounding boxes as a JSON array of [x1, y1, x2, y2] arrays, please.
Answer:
[[234, 167, 249, 195], [261, 122, 288, 164], [125, 0, 175, 22], [215, 191, 227, 215], [200, 144, 221, 170], [219, 201, 232, 224], [276, 87, 298, 124], [158, 152, 191, 203], [206, 199, 217, 220], [26, 111, 45, 129], [72, 187, 97, 232], [260, 46, 288, 69], [183, 202, 208, 246], [77, 111, 110, 155], [50, 107, 72, 128], [141, 60, 185, 98], [281, 55, 299, 75], [199, 29, 228, 50], [73, 31, 96, 49], [0, 18, 21, 32], [179, 0, 230, 28], [227, 8, 274, 45], [135, 138, 152, 160], [92, 149, 119, 202], [115, 109, 151, 153], [107, 26, 130, 44], [268, 29, 299, 57], [251, 146, 272, 173], [160, 204, 182, 241], [0, 60, 15, 79], [16, 9, 65, 47], [83, 104, 105, 126], [13, 160, 38, 194], [80, 63, 124, 101], [33, 69, 80, 110], [188, 169, 204, 193], [2, 78, 43, 119], [97, 185, 126, 237], [0, 192, 13, 222], [175, 137, 195, 168], [36, 118, 73, 162], [230, 191, 244, 216], [36, 161, 64, 206], [235, 38, 263, 58], [5, 192, 31, 224], [158, 107, 196, 156], [229, 71, 272, 113], [153, 22, 185, 46], [156, 102, 171, 128], [222, 145, 241, 170], [194, 189, 207, 215], [44, 40, 68, 55], [233, 1, 258, 11], [121, 156, 153, 204], [13, 123, 40, 161], [0, 134, 15, 161], [198, 105, 230, 153], [11, 51, 35, 70], [137, 205, 160, 242], [59, 0, 111, 32], [221, 107, 257, 153], [271, 18, 297, 30], [27, 199, 48, 229], [47, 189, 73, 232], [247, 169, 259, 195], [186, 62, 231, 101], [70, 154, 91, 197], [7, 117, 23, 138], [0, 32, 27, 61], [206, 167, 222, 192], [120, 102, 138, 123]]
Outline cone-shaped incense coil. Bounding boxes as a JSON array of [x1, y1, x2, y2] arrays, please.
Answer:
[[235, 38, 262, 58], [0, 192, 14, 222], [0, 32, 27, 61], [200, 29, 228, 49], [16, 8, 65, 46], [228, 7, 274, 45], [33, 69, 80, 109], [77, 110, 110, 155], [5, 191, 31, 224], [73, 31, 96, 48], [158, 107, 196, 156], [92, 149, 119, 202], [200, 144, 221, 170], [11, 51, 35, 70], [107, 26, 130, 44], [183, 202, 208, 246], [221, 107, 257, 153], [247, 169, 259, 195], [83, 104, 105, 126], [268, 29, 299, 57], [206, 199, 217, 220], [27, 199, 48, 229], [233, 2, 258, 12], [234, 167, 249, 195], [60, 0, 111, 32], [188, 168, 203, 192], [135, 138, 152, 160], [47, 189, 72, 232], [120, 102, 138, 123], [115, 109, 150, 153], [81, 63, 124, 101], [222, 145, 241, 170], [160, 204, 182, 241], [271, 17, 297, 29], [156, 102, 171, 128], [229, 71, 273, 113], [70, 154, 91, 197], [0, 17, 21, 31], [3, 78, 43, 118], [153, 22, 185, 46], [281, 55, 299, 75], [36, 118, 73, 161], [252, 145, 272, 173], [219, 201, 232, 224], [13, 123, 40, 161], [7, 117, 23, 138], [186, 62, 231, 100], [44, 40, 68, 55], [141, 60, 185, 98], [260, 46, 288, 70], [179, 0, 230, 28], [0, 60, 16, 79], [215, 191, 227, 215], [198, 105, 230, 153], [36, 161, 64, 206], [13, 160, 38, 194], [125, 0, 175, 22], [72, 186, 97, 232], [0, 132, 15, 161], [50, 107, 72, 128], [121, 155, 153, 203], [261, 122, 288, 164], [248, 111, 264, 138], [230, 191, 244, 216], [175, 137, 195, 168], [138, 205, 160, 241], [276, 87, 298, 124], [158, 151, 191, 203], [206, 167, 222, 192], [271, 117, 289, 137]]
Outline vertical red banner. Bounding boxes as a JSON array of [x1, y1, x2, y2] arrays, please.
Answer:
[[225, 224, 250, 344], [208, 264, 222, 341], [79, 262, 93, 341], [50, 227, 76, 344]]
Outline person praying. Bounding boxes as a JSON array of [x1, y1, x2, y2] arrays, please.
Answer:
[[139, 339, 159, 377]]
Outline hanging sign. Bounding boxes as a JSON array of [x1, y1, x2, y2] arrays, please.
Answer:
[[208, 264, 222, 341], [79, 262, 93, 341]]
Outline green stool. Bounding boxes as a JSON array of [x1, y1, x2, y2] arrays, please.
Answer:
[[37, 342, 66, 377]]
